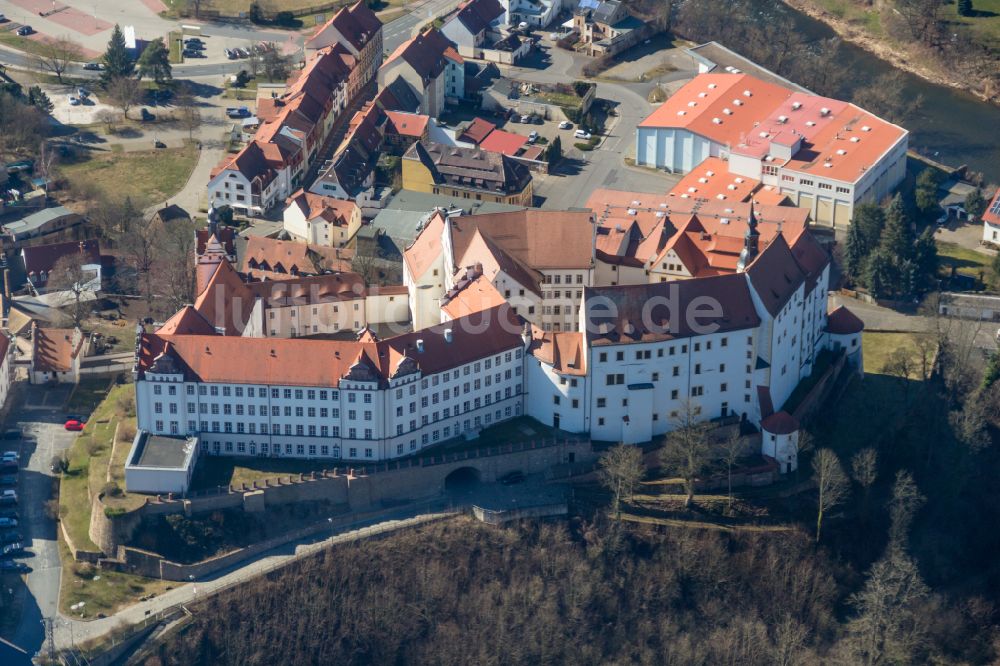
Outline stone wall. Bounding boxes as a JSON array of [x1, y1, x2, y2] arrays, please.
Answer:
[[88, 439, 595, 558]]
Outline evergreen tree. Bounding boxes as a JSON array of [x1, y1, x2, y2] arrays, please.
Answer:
[[964, 188, 987, 221], [912, 227, 939, 292], [914, 168, 943, 216], [865, 251, 894, 299], [26, 85, 52, 113], [845, 205, 883, 279], [957, 0, 973, 16], [137, 38, 172, 85], [101, 24, 134, 85], [880, 193, 914, 260]]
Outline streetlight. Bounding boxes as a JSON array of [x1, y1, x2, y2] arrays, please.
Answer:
[[189, 574, 196, 599]]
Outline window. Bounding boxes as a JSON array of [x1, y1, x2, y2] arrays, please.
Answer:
[[605, 373, 624, 386], [691, 386, 704, 397]]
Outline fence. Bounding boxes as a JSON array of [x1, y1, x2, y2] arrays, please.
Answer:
[[472, 502, 568, 525]]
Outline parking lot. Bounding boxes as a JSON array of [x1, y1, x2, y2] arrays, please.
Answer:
[[1, 384, 86, 657]]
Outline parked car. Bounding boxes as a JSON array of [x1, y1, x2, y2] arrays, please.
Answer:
[[82, 62, 104, 71], [574, 129, 592, 140], [225, 48, 237, 60], [235, 47, 249, 58], [77, 87, 90, 98], [64, 420, 85, 432], [520, 114, 531, 123], [68, 96, 81, 106], [0, 530, 22, 544], [226, 106, 251, 119], [3, 429, 19, 441], [1, 452, 18, 463], [182, 49, 205, 58], [527, 131, 539, 143], [0, 560, 28, 573], [0, 475, 16, 487], [0, 14, 7, 22], [1, 542, 22, 557], [184, 38, 203, 46], [0, 518, 16, 529], [0, 490, 16, 506], [16, 26, 33, 36], [499, 470, 525, 485], [558, 120, 572, 129]]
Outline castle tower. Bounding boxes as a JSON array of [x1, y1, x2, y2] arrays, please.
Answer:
[[736, 202, 760, 273], [196, 234, 227, 297]]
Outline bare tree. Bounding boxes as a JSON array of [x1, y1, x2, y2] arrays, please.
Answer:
[[812, 448, 848, 543], [106, 75, 141, 118], [847, 549, 930, 666], [660, 401, 711, 507], [887, 470, 924, 550], [851, 447, 878, 520], [156, 216, 199, 311], [33, 36, 84, 84], [96, 109, 120, 135], [718, 431, 744, 514], [261, 45, 290, 82], [598, 444, 644, 519], [48, 251, 93, 328], [35, 141, 58, 196], [795, 429, 814, 483], [118, 215, 162, 313], [174, 84, 201, 142]]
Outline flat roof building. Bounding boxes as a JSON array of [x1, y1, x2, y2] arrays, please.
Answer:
[[124, 431, 200, 495]]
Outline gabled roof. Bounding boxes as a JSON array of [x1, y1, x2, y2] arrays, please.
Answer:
[[385, 110, 430, 138], [458, 117, 497, 144], [286, 189, 358, 227], [384, 28, 453, 81], [242, 236, 353, 277], [193, 261, 256, 335], [195, 226, 236, 257], [156, 306, 217, 336], [451, 0, 505, 35], [211, 140, 276, 186], [307, 1, 381, 52], [22, 240, 100, 277], [745, 233, 806, 317], [585, 272, 761, 345], [530, 328, 587, 376], [441, 271, 508, 319], [404, 141, 532, 196], [33, 327, 83, 373], [403, 210, 446, 280], [982, 189, 1000, 227]]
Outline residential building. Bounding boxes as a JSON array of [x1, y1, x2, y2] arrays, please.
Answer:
[[378, 28, 465, 116], [284, 189, 362, 247], [982, 189, 1000, 245], [305, 1, 383, 101], [401, 141, 534, 206], [0, 333, 12, 412], [2, 206, 84, 245], [573, 0, 647, 56], [501, 0, 562, 28], [21, 239, 101, 295], [635, 73, 909, 227], [208, 42, 371, 216], [442, 0, 505, 56], [384, 110, 430, 153], [30, 324, 84, 384], [241, 236, 354, 280]]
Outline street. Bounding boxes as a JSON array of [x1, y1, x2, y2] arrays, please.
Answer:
[[2, 384, 79, 664]]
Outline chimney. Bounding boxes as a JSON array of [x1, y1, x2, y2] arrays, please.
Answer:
[[443, 329, 453, 343]]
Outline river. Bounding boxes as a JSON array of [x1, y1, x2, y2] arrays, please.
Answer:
[[757, 0, 1000, 179]]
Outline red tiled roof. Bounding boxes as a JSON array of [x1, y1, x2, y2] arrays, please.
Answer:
[[196, 226, 236, 256], [529, 327, 586, 376], [826, 305, 864, 335], [479, 129, 528, 156], [458, 117, 496, 144], [241, 236, 354, 277], [761, 410, 799, 435], [156, 306, 217, 336], [983, 189, 1000, 227], [22, 239, 100, 277], [286, 189, 358, 226], [33, 327, 82, 373], [385, 110, 429, 138]]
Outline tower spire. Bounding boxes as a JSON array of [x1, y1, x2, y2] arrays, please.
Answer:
[[737, 201, 760, 273]]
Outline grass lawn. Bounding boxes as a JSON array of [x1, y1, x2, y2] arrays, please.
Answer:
[[862, 331, 932, 378], [167, 31, 183, 64], [58, 384, 139, 554], [955, 0, 1000, 49], [58, 539, 174, 619], [58, 143, 199, 210], [936, 241, 997, 289], [378, 8, 408, 23], [66, 377, 115, 416], [0, 33, 56, 58], [190, 456, 337, 491], [538, 91, 582, 109]]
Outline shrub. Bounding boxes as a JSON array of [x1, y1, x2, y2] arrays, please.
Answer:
[[119, 424, 137, 443], [572, 80, 591, 97], [73, 562, 96, 579], [274, 11, 296, 26], [574, 142, 594, 151], [102, 482, 123, 498], [116, 393, 136, 418], [85, 439, 103, 456], [104, 506, 126, 518]]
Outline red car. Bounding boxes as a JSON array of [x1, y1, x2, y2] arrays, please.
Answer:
[[64, 420, 85, 432]]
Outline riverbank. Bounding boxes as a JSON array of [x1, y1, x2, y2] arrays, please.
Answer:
[[780, 0, 998, 105]]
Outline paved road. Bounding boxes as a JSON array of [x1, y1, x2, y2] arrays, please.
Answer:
[[1, 384, 79, 663], [504, 44, 689, 208], [382, 0, 459, 52]]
